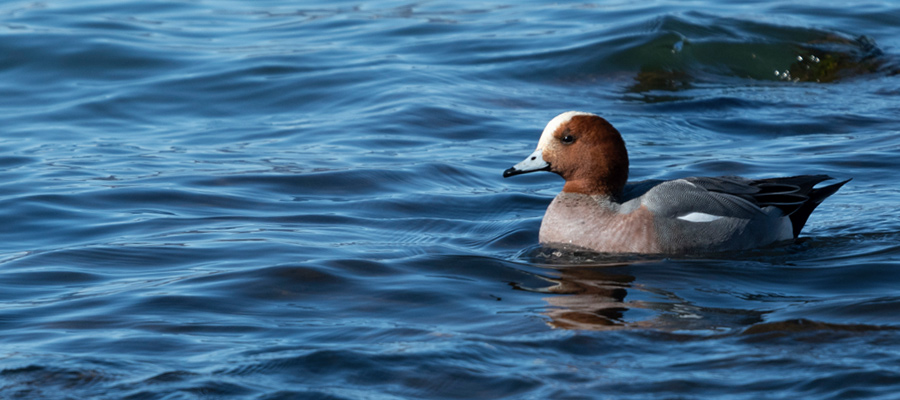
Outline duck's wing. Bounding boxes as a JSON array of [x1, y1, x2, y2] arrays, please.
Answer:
[[642, 177, 766, 221], [683, 175, 849, 237]]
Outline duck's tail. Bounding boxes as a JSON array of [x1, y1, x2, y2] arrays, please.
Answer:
[[786, 177, 851, 238]]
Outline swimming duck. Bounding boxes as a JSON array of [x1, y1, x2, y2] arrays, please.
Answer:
[[503, 111, 849, 253]]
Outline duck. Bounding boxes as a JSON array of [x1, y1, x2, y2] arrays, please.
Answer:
[[503, 111, 849, 254]]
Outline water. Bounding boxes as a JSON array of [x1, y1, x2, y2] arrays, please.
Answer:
[[2, 1, 900, 398]]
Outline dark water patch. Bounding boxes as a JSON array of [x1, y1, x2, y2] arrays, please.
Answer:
[[774, 295, 900, 325], [0, 155, 36, 171], [205, 163, 498, 201], [1, 244, 260, 273], [503, 12, 893, 92], [692, 111, 895, 137], [743, 318, 898, 336], [0, 34, 188, 85], [0, 269, 104, 287], [141, 369, 201, 385], [256, 391, 352, 400], [168, 382, 257, 399], [626, 93, 770, 110], [175, 263, 358, 305], [1, 364, 115, 398]]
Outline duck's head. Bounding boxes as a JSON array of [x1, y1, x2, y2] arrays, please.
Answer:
[[503, 111, 629, 197]]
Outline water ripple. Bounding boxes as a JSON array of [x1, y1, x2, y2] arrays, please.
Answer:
[[2, 1, 900, 399]]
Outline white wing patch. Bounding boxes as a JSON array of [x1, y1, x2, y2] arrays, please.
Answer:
[[677, 212, 724, 223]]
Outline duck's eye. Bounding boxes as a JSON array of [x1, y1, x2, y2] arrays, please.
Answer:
[[561, 135, 576, 144]]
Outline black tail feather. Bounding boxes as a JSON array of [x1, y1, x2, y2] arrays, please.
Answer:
[[685, 174, 850, 238], [789, 178, 851, 238]]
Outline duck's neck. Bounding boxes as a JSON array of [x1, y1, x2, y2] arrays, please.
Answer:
[[562, 179, 622, 200]]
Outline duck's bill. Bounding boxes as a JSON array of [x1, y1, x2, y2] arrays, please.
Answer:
[[503, 148, 550, 178]]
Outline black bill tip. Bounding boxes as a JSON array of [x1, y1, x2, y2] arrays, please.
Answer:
[[503, 165, 550, 178], [502, 167, 521, 178]]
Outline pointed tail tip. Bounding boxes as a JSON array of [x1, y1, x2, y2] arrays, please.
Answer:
[[790, 177, 851, 238], [813, 177, 851, 203]]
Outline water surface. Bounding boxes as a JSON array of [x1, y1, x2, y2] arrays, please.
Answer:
[[2, 1, 900, 398]]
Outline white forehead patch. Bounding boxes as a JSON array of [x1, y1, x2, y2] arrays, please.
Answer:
[[537, 111, 597, 150]]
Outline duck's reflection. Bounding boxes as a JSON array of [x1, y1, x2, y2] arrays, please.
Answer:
[[515, 248, 765, 331], [524, 266, 633, 330]]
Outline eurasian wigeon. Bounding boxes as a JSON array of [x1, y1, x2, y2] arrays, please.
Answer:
[[503, 111, 849, 254]]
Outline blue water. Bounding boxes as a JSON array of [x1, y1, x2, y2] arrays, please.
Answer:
[[2, 1, 900, 398]]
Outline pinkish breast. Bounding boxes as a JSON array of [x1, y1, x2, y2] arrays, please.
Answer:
[[539, 193, 660, 253]]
